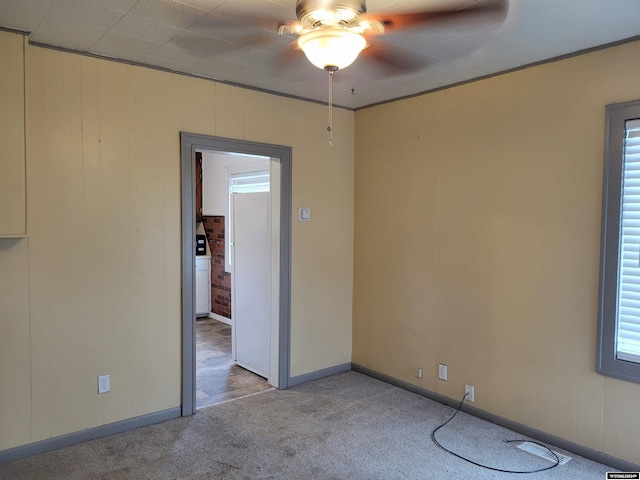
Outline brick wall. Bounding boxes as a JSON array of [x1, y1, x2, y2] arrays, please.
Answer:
[[202, 216, 231, 319]]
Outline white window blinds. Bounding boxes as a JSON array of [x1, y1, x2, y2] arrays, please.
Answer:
[[229, 171, 270, 194], [617, 118, 640, 363]]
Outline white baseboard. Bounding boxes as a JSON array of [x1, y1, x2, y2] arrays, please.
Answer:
[[209, 312, 231, 325]]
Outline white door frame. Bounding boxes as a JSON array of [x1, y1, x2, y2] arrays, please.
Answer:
[[180, 133, 292, 417]]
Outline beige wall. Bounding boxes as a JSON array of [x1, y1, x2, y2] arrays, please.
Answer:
[[0, 30, 354, 451], [353, 39, 640, 465], [6, 23, 638, 466]]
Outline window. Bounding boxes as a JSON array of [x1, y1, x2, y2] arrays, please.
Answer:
[[229, 170, 270, 194], [598, 100, 640, 383]]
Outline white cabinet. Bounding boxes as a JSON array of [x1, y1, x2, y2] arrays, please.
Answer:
[[0, 31, 26, 237], [195, 256, 211, 317]]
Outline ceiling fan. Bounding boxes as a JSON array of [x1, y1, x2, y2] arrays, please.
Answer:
[[277, 0, 509, 73], [274, 0, 508, 143]]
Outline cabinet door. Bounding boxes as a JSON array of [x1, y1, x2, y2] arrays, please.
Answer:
[[195, 259, 211, 316], [0, 31, 26, 236]]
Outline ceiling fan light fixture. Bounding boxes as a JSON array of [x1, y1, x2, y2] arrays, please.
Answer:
[[296, 0, 366, 26], [297, 28, 367, 70]]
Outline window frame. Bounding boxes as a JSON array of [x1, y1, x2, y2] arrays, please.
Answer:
[[597, 99, 640, 383]]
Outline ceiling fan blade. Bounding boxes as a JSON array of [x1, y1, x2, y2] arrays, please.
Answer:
[[189, 12, 280, 37], [278, 21, 304, 36], [210, 0, 297, 29], [360, 41, 428, 77], [171, 31, 277, 61], [273, 40, 309, 75], [183, 11, 297, 57], [362, 0, 509, 33]]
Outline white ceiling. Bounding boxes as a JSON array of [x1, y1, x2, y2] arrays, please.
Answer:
[[1, 0, 639, 109]]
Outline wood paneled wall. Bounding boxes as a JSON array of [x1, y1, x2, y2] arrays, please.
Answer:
[[353, 39, 640, 465], [0, 34, 354, 451]]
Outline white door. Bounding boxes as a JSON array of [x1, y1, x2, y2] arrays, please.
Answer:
[[232, 191, 270, 378]]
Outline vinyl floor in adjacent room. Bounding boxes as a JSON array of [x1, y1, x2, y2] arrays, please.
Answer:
[[196, 317, 272, 409]]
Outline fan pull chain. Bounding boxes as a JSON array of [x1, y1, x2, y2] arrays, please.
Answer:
[[327, 68, 334, 146]]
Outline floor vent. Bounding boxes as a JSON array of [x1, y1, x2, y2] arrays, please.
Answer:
[[517, 441, 572, 465]]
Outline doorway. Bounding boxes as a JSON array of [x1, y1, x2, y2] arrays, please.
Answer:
[[180, 133, 292, 417], [197, 154, 270, 408]]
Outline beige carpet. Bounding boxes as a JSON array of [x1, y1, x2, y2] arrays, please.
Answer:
[[0, 372, 619, 479]]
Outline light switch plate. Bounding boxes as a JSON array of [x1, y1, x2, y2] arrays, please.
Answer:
[[299, 207, 311, 222]]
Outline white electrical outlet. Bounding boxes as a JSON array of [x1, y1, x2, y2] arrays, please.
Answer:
[[98, 374, 110, 394], [438, 363, 447, 381], [465, 384, 475, 402], [415, 367, 423, 379]]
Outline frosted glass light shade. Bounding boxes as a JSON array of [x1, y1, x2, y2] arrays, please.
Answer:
[[298, 28, 366, 70]]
